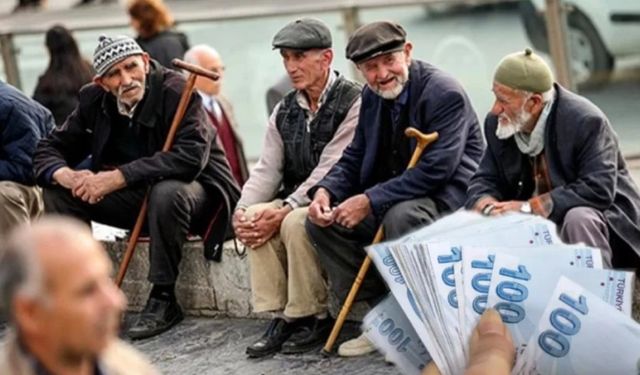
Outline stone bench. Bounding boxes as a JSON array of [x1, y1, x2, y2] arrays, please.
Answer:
[[105, 239, 257, 318], [105, 239, 370, 320]]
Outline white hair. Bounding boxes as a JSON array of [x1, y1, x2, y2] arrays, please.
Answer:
[[0, 224, 44, 319], [183, 44, 220, 66], [516, 87, 554, 103], [0, 216, 94, 320]]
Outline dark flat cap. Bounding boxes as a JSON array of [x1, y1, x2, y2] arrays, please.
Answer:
[[272, 18, 332, 50], [346, 21, 407, 63]]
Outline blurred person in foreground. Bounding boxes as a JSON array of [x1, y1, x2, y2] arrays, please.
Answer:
[[33, 34, 240, 340], [236, 18, 361, 358], [33, 25, 94, 126], [466, 48, 640, 269], [184, 44, 249, 186], [0, 216, 157, 375], [128, 0, 190, 70], [0, 81, 54, 243], [305, 21, 484, 357]]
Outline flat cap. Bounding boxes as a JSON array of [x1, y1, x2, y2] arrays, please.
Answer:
[[494, 48, 554, 93], [272, 18, 332, 50], [346, 21, 407, 63]]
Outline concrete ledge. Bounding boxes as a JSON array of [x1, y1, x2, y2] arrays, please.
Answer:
[[105, 239, 370, 320], [105, 239, 264, 318]]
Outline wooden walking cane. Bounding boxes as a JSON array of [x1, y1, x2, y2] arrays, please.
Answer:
[[322, 127, 439, 354], [115, 58, 219, 287]]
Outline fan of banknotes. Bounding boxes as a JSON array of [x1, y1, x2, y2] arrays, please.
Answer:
[[362, 211, 640, 375]]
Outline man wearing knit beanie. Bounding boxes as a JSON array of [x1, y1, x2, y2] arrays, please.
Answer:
[[466, 48, 640, 269], [33, 34, 241, 340]]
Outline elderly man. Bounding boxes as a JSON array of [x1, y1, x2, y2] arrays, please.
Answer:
[[0, 217, 157, 374], [0, 81, 53, 243], [466, 48, 640, 269], [235, 18, 361, 358], [306, 21, 484, 356], [33, 35, 240, 340], [184, 44, 249, 186]]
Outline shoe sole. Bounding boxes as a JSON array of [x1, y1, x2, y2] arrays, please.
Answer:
[[280, 341, 323, 355], [127, 312, 184, 341], [246, 345, 282, 359]]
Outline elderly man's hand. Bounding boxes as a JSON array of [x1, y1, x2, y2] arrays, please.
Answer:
[[52, 167, 94, 190], [422, 309, 515, 375], [72, 169, 126, 204], [232, 209, 253, 244], [234, 206, 292, 249], [308, 188, 334, 227], [491, 201, 526, 216], [333, 194, 371, 229]]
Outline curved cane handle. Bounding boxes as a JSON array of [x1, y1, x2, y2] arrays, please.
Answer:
[[404, 127, 439, 169]]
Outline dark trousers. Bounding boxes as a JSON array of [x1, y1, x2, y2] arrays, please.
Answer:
[[43, 179, 215, 285], [305, 196, 446, 304]]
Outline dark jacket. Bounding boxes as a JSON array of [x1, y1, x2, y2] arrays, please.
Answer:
[[311, 60, 484, 217], [466, 84, 640, 262], [0, 81, 54, 185], [34, 61, 240, 260], [136, 30, 189, 70]]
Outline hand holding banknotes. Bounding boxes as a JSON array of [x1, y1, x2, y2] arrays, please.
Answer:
[[422, 309, 514, 375]]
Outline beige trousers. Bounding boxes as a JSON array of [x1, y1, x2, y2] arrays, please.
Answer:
[[0, 181, 43, 241], [246, 200, 327, 318]]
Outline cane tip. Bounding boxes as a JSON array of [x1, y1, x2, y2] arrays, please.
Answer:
[[320, 348, 334, 357]]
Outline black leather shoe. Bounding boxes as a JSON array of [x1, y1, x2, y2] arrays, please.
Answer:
[[246, 318, 297, 358], [126, 298, 183, 340], [281, 317, 334, 354]]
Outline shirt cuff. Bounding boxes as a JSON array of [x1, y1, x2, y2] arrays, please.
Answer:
[[283, 198, 299, 210], [43, 163, 66, 185], [530, 193, 553, 218]]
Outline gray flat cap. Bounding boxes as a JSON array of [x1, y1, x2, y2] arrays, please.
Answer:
[[272, 18, 332, 50], [346, 21, 407, 63]]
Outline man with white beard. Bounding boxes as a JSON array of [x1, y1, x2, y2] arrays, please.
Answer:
[[466, 48, 640, 270], [306, 21, 484, 356]]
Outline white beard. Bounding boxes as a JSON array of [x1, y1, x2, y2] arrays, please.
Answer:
[[496, 122, 517, 139], [371, 64, 409, 100], [378, 83, 405, 99], [495, 107, 532, 140]]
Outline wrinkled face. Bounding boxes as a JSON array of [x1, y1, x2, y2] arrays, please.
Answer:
[[194, 52, 224, 96], [491, 82, 533, 139], [280, 48, 332, 91], [95, 54, 150, 108], [34, 237, 126, 358], [358, 43, 412, 100]]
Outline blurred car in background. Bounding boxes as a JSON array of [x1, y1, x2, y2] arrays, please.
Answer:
[[520, 0, 640, 86]]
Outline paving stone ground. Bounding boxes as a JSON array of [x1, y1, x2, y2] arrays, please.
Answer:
[[127, 317, 400, 375]]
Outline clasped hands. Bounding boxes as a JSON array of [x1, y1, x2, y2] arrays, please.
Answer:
[[233, 205, 292, 249], [308, 188, 371, 229], [52, 167, 126, 204]]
